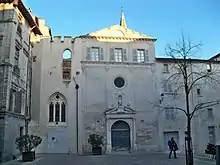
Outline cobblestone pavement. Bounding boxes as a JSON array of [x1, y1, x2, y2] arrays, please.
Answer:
[[1, 152, 215, 165]]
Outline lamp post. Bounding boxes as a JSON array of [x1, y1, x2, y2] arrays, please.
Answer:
[[73, 71, 80, 154]]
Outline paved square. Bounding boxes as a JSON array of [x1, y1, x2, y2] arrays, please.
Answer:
[[1, 153, 215, 165]]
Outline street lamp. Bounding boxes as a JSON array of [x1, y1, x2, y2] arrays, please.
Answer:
[[73, 71, 80, 155]]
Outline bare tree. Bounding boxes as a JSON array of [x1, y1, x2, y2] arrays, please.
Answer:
[[157, 34, 220, 165]]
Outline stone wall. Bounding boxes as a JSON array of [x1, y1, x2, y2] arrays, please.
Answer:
[[82, 111, 106, 154], [0, 112, 25, 162]]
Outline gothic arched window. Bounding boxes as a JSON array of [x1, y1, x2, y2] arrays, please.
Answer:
[[48, 93, 67, 124]]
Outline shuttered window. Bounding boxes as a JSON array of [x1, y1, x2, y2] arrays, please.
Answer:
[[114, 48, 123, 62], [86, 47, 104, 61], [110, 48, 127, 62], [133, 49, 149, 63]]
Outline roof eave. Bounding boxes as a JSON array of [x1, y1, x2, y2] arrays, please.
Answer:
[[77, 35, 157, 42], [16, 1, 42, 35], [0, 0, 42, 35]]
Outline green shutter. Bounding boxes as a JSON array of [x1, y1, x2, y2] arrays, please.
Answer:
[[100, 48, 104, 61], [132, 49, 137, 62], [145, 50, 149, 62], [123, 49, 127, 62], [86, 47, 91, 60], [110, 48, 114, 61]]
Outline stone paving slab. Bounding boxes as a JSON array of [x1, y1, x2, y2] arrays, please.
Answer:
[[0, 153, 215, 165]]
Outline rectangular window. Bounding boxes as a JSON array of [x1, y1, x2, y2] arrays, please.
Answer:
[[63, 71, 71, 80], [197, 88, 201, 96], [163, 83, 172, 93], [208, 126, 215, 144], [137, 49, 145, 63], [12, 90, 16, 112], [163, 64, 169, 73], [165, 107, 175, 120], [207, 108, 213, 119], [207, 64, 211, 72], [114, 48, 123, 62], [15, 47, 19, 66], [165, 108, 169, 120], [0, 35, 3, 46], [14, 91, 21, 113], [91, 47, 100, 61], [19, 127, 23, 137]]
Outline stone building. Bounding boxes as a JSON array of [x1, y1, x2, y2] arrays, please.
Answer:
[[0, 0, 41, 162], [30, 10, 220, 156], [1, 1, 219, 160]]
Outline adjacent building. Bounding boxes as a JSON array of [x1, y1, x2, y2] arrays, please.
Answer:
[[0, 0, 41, 162]]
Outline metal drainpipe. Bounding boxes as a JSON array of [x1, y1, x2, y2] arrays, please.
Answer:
[[75, 84, 79, 154]]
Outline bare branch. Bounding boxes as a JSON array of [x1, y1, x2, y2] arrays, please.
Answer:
[[190, 99, 220, 119], [151, 101, 187, 116]]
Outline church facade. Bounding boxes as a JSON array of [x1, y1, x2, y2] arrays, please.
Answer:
[[30, 13, 220, 155]]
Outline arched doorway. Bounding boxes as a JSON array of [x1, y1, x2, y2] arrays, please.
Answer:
[[111, 120, 131, 151]]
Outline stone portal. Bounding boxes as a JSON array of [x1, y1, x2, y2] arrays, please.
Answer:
[[105, 94, 136, 152]]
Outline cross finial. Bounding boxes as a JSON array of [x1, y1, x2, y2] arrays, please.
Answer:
[[120, 7, 127, 29]]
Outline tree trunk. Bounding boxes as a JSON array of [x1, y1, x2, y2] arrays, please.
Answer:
[[186, 90, 194, 165], [187, 115, 194, 165]]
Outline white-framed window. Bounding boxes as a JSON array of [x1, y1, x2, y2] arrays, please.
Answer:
[[91, 47, 100, 61], [114, 48, 123, 62], [86, 47, 104, 61], [137, 49, 145, 63], [165, 107, 175, 120], [163, 64, 169, 73], [48, 93, 67, 125], [208, 126, 215, 144], [133, 49, 149, 63]]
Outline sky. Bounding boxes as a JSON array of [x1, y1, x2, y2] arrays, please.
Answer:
[[24, 0, 220, 59]]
